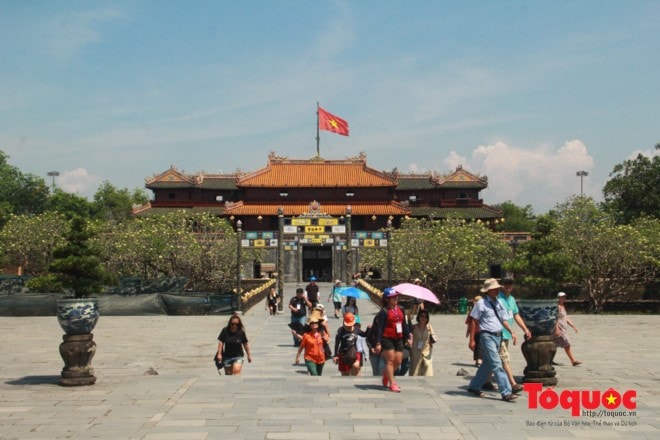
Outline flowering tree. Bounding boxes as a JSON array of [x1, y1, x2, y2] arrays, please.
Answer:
[[361, 217, 510, 299], [97, 211, 242, 291], [0, 212, 68, 275]]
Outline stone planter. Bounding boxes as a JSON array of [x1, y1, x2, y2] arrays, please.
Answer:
[[56, 298, 99, 386], [518, 299, 558, 386]]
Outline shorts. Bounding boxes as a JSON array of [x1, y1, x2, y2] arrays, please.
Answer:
[[499, 339, 510, 364], [338, 352, 362, 372], [223, 356, 244, 367], [380, 337, 404, 352]]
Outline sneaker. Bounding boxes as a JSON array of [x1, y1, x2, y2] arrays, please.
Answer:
[[390, 382, 401, 393], [512, 384, 524, 394], [502, 394, 518, 402]]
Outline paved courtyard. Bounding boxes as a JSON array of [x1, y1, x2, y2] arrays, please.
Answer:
[[0, 283, 658, 439]]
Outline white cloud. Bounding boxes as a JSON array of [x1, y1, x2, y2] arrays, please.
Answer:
[[58, 168, 101, 198], [449, 140, 597, 212]]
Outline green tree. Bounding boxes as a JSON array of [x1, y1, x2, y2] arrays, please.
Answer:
[[506, 214, 575, 295], [45, 189, 94, 220], [602, 148, 660, 224], [0, 150, 49, 226], [551, 197, 657, 312], [494, 201, 536, 232], [0, 212, 68, 275], [48, 217, 114, 297], [92, 181, 149, 223]]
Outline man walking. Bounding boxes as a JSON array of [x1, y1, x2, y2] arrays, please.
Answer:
[[305, 276, 320, 307], [467, 278, 518, 402], [498, 278, 531, 394]]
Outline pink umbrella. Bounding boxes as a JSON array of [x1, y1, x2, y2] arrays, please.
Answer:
[[392, 283, 440, 304]]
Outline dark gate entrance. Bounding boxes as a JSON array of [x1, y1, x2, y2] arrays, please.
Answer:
[[302, 245, 333, 282]]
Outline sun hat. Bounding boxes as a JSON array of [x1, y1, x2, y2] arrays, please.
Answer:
[[383, 287, 400, 298], [557, 292, 567, 297], [335, 279, 341, 285], [314, 303, 325, 310], [308, 318, 320, 324], [480, 278, 503, 293], [343, 312, 356, 326]]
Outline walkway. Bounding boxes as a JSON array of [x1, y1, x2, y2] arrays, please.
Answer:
[[0, 282, 657, 439]]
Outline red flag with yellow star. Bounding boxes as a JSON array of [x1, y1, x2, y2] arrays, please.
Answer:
[[318, 106, 349, 136]]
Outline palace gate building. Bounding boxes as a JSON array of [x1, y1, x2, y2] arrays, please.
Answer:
[[134, 152, 502, 283]]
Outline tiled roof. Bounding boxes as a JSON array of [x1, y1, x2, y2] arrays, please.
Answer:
[[396, 175, 437, 190], [238, 157, 396, 188], [223, 201, 410, 216], [145, 167, 237, 190], [198, 175, 238, 190]]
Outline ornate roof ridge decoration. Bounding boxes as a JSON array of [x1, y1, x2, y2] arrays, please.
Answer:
[[434, 165, 489, 187], [298, 200, 332, 218], [146, 166, 239, 185], [145, 165, 195, 185]]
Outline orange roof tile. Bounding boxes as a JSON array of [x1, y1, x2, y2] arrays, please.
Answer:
[[223, 201, 410, 217], [238, 156, 396, 188]]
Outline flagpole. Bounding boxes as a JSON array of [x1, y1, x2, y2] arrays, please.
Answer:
[[316, 102, 320, 157]]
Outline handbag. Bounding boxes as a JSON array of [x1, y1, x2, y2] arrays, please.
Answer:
[[323, 341, 332, 359]]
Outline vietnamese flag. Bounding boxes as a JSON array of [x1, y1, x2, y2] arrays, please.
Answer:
[[318, 106, 349, 136]]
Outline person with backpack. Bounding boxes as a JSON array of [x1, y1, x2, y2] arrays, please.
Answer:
[[333, 312, 367, 376], [372, 288, 411, 393]]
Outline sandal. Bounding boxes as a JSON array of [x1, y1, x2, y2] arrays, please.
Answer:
[[572, 361, 582, 366], [467, 388, 485, 397], [390, 383, 401, 393], [512, 384, 524, 394]]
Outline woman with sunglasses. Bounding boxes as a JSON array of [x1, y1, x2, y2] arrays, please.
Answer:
[[216, 314, 252, 375]]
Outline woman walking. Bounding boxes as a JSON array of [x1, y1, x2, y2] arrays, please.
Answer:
[[409, 309, 436, 376], [555, 292, 582, 366], [216, 314, 252, 375], [373, 288, 410, 392], [294, 318, 330, 376]]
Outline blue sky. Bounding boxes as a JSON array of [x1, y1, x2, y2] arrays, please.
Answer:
[[1, 1, 658, 214]]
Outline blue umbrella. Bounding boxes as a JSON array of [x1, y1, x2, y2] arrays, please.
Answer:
[[337, 286, 370, 300]]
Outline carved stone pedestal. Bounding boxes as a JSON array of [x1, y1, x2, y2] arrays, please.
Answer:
[[521, 335, 557, 386], [59, 333, 96, 386]]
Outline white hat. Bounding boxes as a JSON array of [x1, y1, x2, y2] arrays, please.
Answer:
[[557, 292, 567, 297], [335, 279, 342, 285], [480, 278, 503, 293], [314, 303, 325, 310]]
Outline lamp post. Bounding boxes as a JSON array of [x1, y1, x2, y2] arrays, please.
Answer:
[[386, 217, 393, 285], [235, 220, 242, 314], [47, 171, 60, 192], [576, 171, 588, 197], [277, 206, 284, 312], [345, 205, 352, 285]]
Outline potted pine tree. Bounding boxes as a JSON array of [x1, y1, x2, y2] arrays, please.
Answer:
[[50, 217, 113, 386]]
